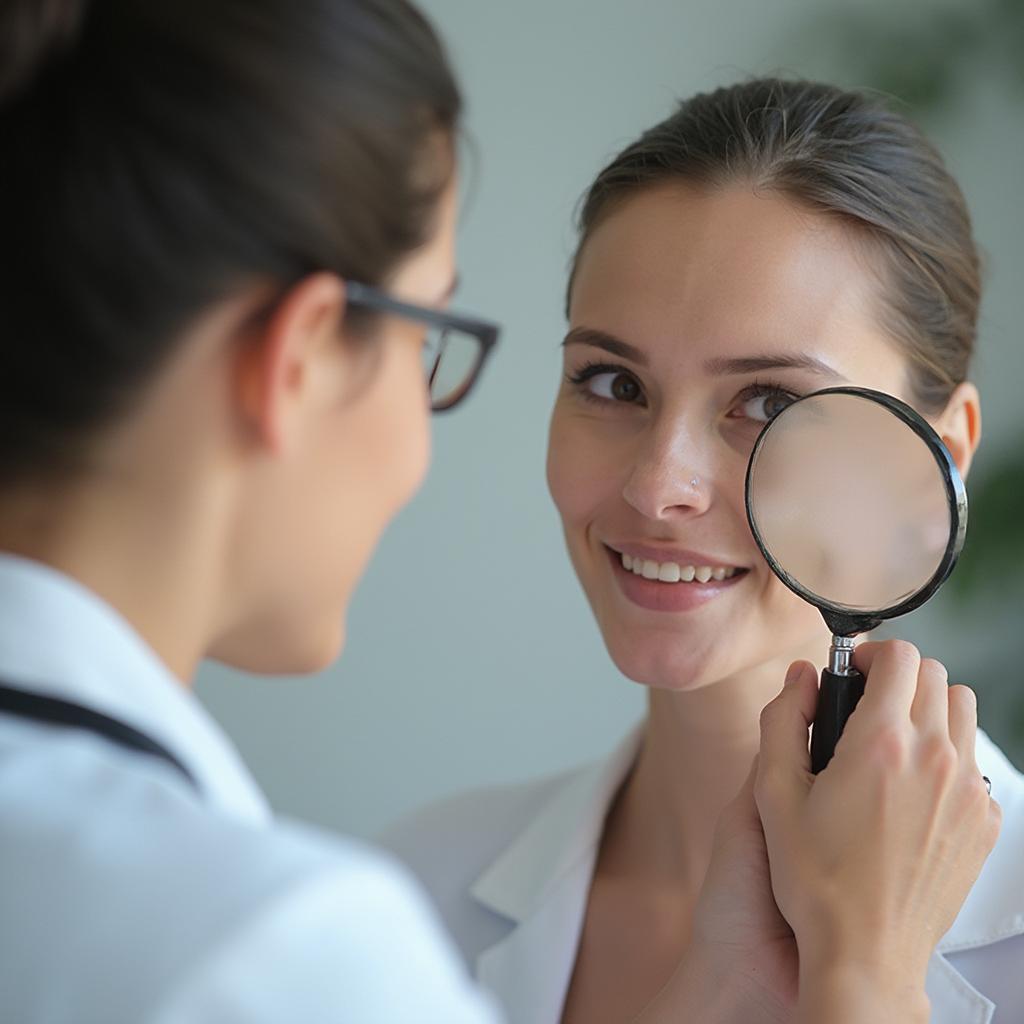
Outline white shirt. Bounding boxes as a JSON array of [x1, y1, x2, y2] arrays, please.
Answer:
[[0, 554, 499, 1024], [385, 723, 1024, 1024]]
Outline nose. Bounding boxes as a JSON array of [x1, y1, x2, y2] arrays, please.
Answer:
[[621, 421, 712, 521]]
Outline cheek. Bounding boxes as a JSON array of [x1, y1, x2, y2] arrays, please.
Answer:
[[546, 406, 623, 528], [378, 336, 431, 506]]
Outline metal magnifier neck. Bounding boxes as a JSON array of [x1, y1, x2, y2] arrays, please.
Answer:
[[828, 635, 857, 676]]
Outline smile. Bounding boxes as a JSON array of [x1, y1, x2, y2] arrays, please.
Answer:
[[604, 544, 749, 613], [619, 552, 740, 584]]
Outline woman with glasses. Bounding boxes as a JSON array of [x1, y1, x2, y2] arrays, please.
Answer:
[[0, 2, 1001, 1020], [0, 1, 501, 1020], [386, 79, 1015, 1024]]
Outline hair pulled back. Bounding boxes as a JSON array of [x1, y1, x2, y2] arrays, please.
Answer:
[[568, 78, 980, 414], [0, 0, 461, 482]]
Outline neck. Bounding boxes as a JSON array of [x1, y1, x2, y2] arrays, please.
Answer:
[[601, 644, 824, 887], [0, 384, 240, 686], [0, 478, 226, 686]]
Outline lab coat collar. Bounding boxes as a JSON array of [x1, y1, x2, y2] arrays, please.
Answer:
[[0, 554, 270, 825], [471, 724, 644, 923], [470, 723, 1023, 1024]]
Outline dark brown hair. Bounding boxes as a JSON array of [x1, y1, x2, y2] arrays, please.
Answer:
[[0, 0, 461, 483], [568, 78, 981, 413]]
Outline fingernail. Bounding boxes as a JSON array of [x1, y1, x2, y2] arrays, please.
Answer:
[[785, 662, 803, 686]]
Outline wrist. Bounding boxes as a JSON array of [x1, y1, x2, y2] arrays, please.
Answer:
[[797, 958, 930, 1024]]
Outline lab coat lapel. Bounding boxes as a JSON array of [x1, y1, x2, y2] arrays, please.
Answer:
[[471, 726, 645, 1024], [926, 954, 994, 1024], [476, 855, 595, 1024]]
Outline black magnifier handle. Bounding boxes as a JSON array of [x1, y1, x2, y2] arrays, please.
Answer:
[[810, 637, 866, 774]]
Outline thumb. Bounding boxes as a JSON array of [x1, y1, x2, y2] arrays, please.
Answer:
[[756, 660, 818, 807]]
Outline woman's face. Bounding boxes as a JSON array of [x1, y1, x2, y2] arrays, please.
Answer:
[[547, 182, 916, 691]]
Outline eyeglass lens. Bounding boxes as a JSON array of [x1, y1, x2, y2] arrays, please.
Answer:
[[424, 327, 481, 410]]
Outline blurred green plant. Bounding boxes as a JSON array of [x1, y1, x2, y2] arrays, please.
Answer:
[[801, 0, 1024, 111], [950, 444, 1024, 604]]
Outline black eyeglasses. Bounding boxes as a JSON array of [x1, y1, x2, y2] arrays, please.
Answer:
[[345, 280, 500, 413]]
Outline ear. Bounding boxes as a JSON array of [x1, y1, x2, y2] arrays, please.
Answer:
[[933, 381, 982, 481], [235, 273, 347, 455]]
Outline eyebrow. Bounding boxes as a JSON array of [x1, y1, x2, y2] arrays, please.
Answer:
[[703, 353, 847, 380], [562, 328, 648, 365], [563, 327, 847, 381]]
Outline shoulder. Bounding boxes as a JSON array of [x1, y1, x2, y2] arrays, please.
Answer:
[[0, 736, 496, 1023], [150, 825, 499, 1024], [379, 768, 579, 962]]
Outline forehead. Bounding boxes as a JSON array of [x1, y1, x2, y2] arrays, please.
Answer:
[[569, 182, 906, 384]]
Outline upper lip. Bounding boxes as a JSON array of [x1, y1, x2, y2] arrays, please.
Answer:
[[606, 541, 748, 570]]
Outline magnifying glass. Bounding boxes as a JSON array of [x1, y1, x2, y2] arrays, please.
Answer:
[[745, 387, 967, 773]]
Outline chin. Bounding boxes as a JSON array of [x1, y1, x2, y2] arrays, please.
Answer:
[[210, 618, 347, 677], [603, 630, 727, 692]]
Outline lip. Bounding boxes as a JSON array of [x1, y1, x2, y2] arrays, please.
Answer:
[[604, 543, 749, 613]]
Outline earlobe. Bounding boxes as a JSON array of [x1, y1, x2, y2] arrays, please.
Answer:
[[936, 381, 982, 481], [235, 273, 346, 455]]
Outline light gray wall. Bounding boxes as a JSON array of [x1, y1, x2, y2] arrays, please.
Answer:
[[197, 0, 1024, 838]]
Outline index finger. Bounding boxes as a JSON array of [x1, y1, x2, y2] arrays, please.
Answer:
[[847, 638, 921, 725]]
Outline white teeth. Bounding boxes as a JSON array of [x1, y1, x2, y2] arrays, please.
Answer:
[[617, 551, 739, 585]]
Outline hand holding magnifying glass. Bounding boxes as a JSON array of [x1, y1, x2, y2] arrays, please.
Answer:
[[745, 387, 968, 773]]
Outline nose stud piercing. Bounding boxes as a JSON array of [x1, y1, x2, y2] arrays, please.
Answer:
[[690, 476, 700, 489]]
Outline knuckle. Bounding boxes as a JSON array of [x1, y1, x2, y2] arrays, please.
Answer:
[[759, 698, 784, 731], [885, 639, 921, 672], [920, 736, 958, 781], [919, 657, 949, 684], [949, 684, 978, 715], [988, 799, 1004, 835], [870, 724, 910, 771]]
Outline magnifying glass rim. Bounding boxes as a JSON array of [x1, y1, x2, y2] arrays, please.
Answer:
[[744, 385, 968, 624]]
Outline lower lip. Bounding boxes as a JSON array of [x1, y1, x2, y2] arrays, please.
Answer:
[[607, 546, 748, 613]]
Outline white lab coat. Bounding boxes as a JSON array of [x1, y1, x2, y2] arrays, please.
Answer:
[[0, 554, 499, 1024], [385, 723, 1024, 1023]]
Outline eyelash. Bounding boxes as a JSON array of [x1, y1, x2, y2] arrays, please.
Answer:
[[565, 362, 801, 419], [733, 378, 802, 421], [565, 361, 642, 405]]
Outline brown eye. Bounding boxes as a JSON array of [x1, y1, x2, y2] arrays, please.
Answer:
[[579, 369, 643, 403], [736, 389, 797, 423], [567, 363, 646, 406], [611, 373, 640, 402]]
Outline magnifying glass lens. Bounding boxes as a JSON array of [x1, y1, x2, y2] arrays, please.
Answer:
[[747, 392, 952, 613]]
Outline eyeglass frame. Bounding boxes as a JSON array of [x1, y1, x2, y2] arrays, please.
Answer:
[[344, 280, 500, 413]]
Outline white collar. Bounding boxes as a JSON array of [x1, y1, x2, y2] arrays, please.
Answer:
[[470, 722, 1024, 1023], [471, 724, 643, 922], [0, 553, 270, 825]]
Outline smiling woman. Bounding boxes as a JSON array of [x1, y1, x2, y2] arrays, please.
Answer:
[[384, 78, 1023, 1024]]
